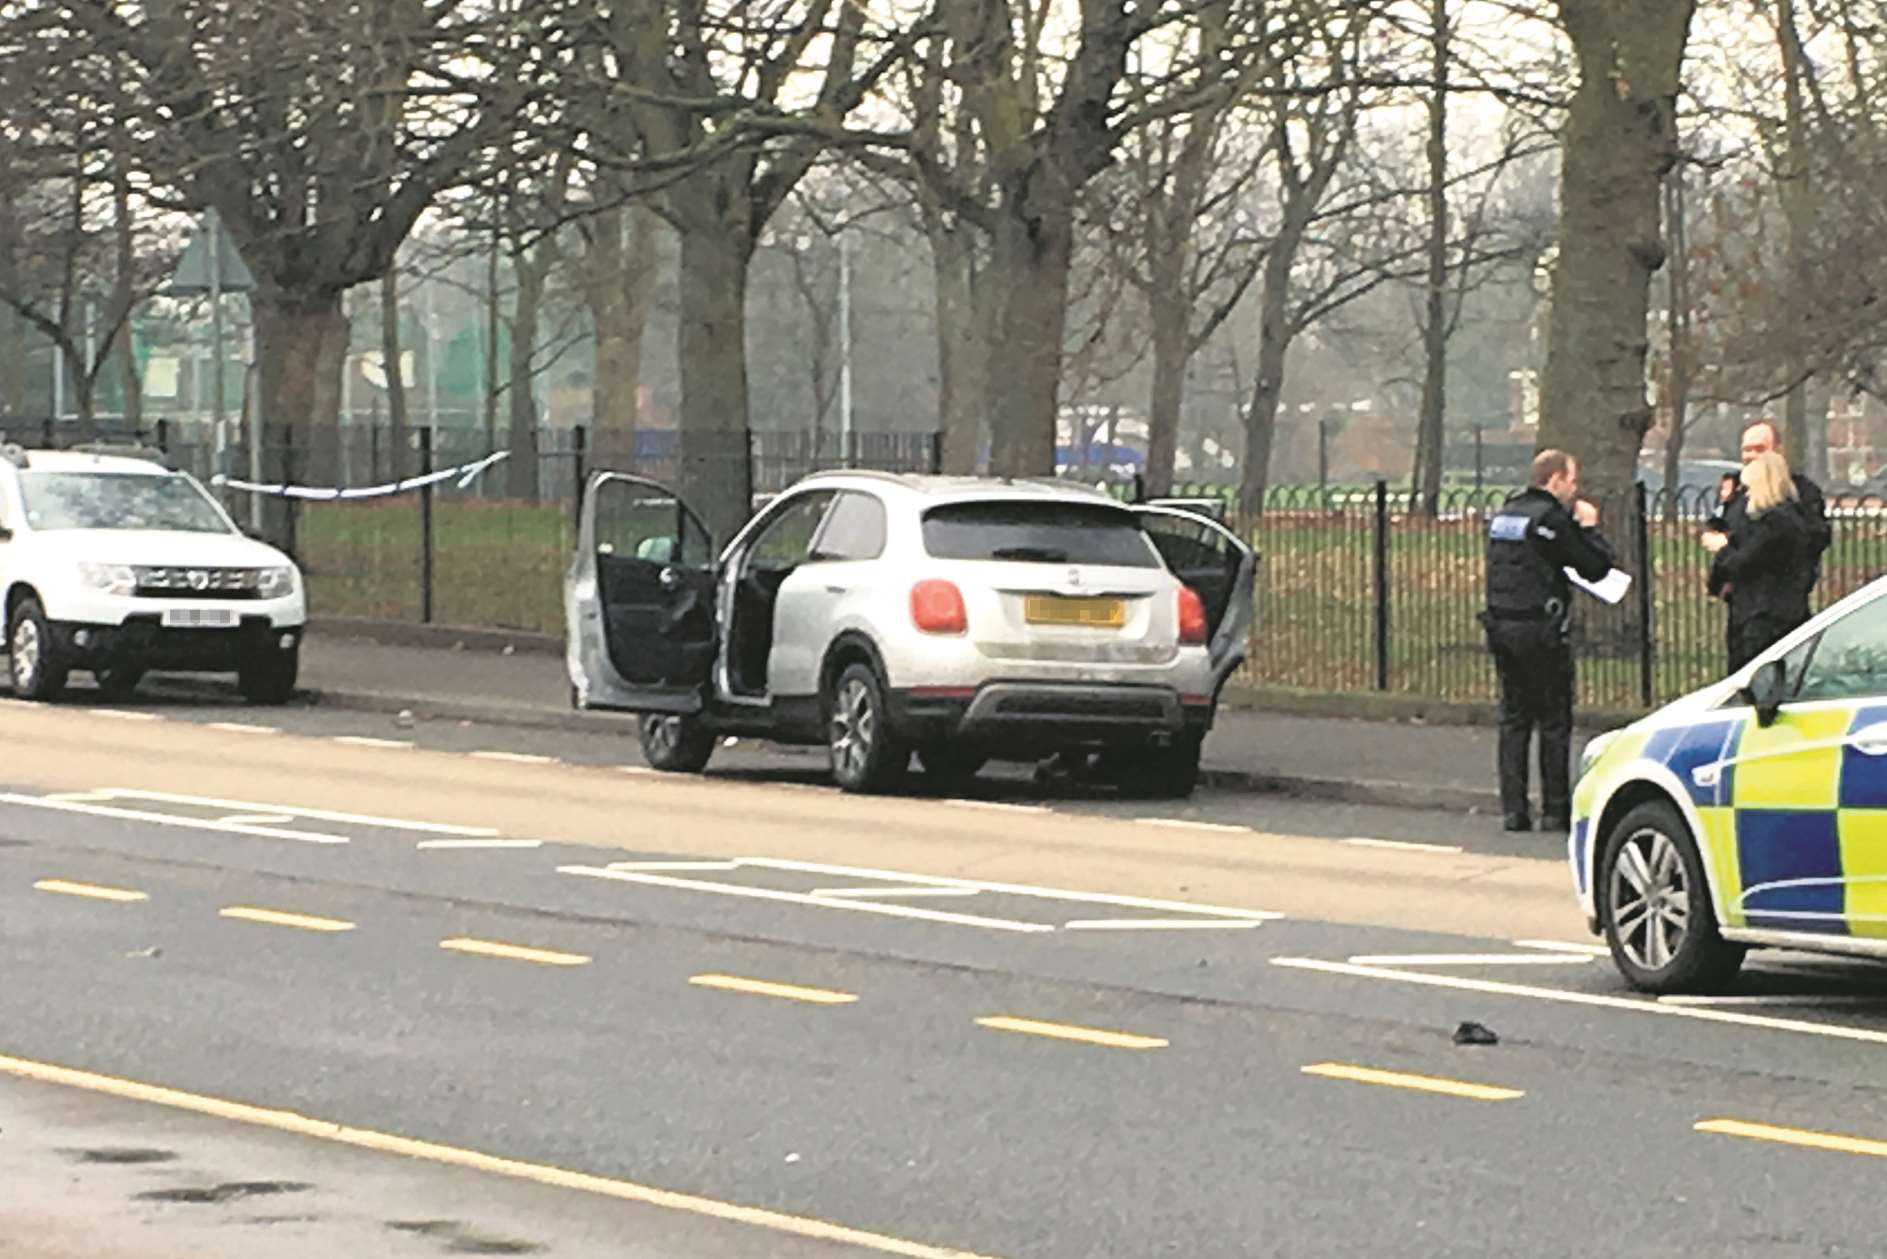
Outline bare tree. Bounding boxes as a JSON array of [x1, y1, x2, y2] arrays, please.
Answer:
[[1534, 0, 1699, 500]]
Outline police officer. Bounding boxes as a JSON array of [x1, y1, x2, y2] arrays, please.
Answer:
[[1481, 449, 1618, 833]]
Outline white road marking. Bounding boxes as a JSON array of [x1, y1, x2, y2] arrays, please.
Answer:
[[809, 886, 981, 899], [334, 736, 412, 750], [617, 766, 659, 776], [43, 791, 115, 804], [470, 751, 557, 765], [1134, 818, 1252, 835], [1345, 952, 1594, 967], [416, 839, 544, 850], [944, 799, 1049, 815], [567, 855, 1281, 933], [207, 722, 280, 735], [743, 857, 1282, 922], [1340, 837, 1465, 854], [91, 789, 499, 837], [1659, 994, 1887, 1008], [216, 813, 295, 826], [558, 865, 1055, 933], [1513, 939, 1611, 957], [0, 793, 349, 844], [86, 709, 159, 721], [1274, 956, 1887, 1047], [1063, 919, 1263, 931]]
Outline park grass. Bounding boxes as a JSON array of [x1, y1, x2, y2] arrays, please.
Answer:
[[295, 493, 1887, 710]]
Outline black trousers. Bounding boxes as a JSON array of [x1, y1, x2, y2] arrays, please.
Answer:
[[1483, 616, 1575, 821]]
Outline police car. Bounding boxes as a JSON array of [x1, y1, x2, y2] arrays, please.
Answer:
[[0, 445, 305, 703], [1574, 573, 1887, 992]]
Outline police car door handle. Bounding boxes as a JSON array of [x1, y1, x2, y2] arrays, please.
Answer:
[[1849, 722, 1887, 756]]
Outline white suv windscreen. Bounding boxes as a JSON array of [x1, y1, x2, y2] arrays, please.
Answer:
[[920, 501, 1160, 567], [19, 472, 233, 533]]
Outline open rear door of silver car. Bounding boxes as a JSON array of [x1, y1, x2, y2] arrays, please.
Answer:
[[1132, 503, 1255, 691], [566, 472, 718, 714]]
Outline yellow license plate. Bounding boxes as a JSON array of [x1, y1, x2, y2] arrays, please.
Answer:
[[1024, 595, 1125, 627]]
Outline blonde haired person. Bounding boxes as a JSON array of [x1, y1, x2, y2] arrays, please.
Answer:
[[1705, 449, 1813, 671]]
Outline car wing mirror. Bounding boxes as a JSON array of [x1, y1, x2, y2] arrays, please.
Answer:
[[1742, 658, 1787, 727]]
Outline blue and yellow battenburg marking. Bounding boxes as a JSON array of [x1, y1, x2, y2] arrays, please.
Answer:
[[1577, 702, 1887, 938]]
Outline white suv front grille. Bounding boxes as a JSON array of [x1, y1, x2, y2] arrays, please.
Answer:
[[133, 566, 263, 600]]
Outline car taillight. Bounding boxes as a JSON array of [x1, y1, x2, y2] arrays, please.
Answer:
[[1178, 586, 1208, 645], [911, 579, 967, 634]]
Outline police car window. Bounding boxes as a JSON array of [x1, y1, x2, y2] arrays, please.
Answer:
[[1794, 596, 1887, 704], [807, 492, 886, 562]]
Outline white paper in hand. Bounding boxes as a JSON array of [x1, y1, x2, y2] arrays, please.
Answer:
[[1566, 566, 1632, 605]]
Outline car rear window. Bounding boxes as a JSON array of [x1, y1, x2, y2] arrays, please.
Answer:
[[921, 501, 1159, 567]]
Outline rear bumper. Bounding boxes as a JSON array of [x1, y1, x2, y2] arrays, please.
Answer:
[[890, 682, 1210, 752], [50, 616, 302, 672]]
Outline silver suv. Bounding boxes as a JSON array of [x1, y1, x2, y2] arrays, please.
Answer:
[[565, 471, 1252, 796]]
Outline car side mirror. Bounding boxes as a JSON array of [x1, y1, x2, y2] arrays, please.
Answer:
[[1743, 658, 1787, 727]]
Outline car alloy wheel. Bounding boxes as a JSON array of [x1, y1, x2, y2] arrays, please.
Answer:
[[1609, 825, 1690, 972], [831, 675, 876, 783], [1598, 799, 1744, 993], [11, 617, 39, 693]]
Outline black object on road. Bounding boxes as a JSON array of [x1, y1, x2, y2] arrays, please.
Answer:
[[1453, 1020, 1499, 1046]]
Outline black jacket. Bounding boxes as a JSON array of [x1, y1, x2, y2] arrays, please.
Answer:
[[1484, 486, 1617, 616], [1709, 472, 1831, 587], [1709, 498, 1814, 627]]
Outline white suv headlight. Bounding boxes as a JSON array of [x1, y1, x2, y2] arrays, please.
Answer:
[[1578, 729, 1621, 782], [78, 562, 137, 597], [256, 566, 298, 598]]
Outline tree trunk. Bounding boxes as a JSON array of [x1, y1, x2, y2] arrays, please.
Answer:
[[507, 247, 547, 500], [253, 286, 348, 450], [0, 190, 20, 420], [1238, 249, 1294, 519], [1146, 301, 1188, 496], [675, 219, 754, 546], [931, 222, 985, 476], [381, 268, 409, 482], [1661, 168, 1692, 513], [985, 201, 1074, 478], [1537, 0, 1697, 502], [1777, 0, 1814, 476], [110, 157, 143, 430], [587, 206, 655, 445], [1411, 0, 1450, 516]]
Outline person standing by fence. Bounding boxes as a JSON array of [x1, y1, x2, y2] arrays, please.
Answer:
[[1480, 450, 1618, 834], [1705, 450, 1815, 672], [1706, 420, 1831, 605]]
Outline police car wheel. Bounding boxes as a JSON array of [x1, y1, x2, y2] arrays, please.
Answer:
[[638, 714, 716, 774], [1599, 800, 1745, 994]]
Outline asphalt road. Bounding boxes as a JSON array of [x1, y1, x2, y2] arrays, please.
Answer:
[[8, 695, 1887, 1257]]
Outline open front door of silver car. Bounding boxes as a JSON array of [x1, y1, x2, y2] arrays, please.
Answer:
[[566, 472, 718, 714], [1132, 504, 1255, 689]]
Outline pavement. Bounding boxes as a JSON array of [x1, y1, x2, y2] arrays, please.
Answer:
[[8, 704, 1887, 1257], [290, 625, 1528, 815]]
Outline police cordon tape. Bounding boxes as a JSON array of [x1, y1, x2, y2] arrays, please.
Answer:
[[210, 450, 510, 500]]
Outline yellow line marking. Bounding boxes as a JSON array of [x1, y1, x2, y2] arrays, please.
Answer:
[[0, 1052, 1007, 1259], [220, 906, 356, 933], [1301, 1062, 1523, 1102], [1699, 1118, 1887, 1159], [689, 973, 859, 1005], [33, 879, 147, 903], [974, 1016, 1167, 1050], [440, 937, 590, 967]]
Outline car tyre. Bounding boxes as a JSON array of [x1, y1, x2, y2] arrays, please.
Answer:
[[1599, 799, 1745, 994], [916, 743, 987, 787], [828, 662, 907, 794], [238, 643, 299, 705], [1118, 734, 1203, 800], [9, 597, 68, 702], [638, 713, 716, 773], [94, 666, 145, 699]]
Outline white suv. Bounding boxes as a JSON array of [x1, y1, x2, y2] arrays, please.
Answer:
[[0, 445, 306, 703], [566, 471, 1253, 796]]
